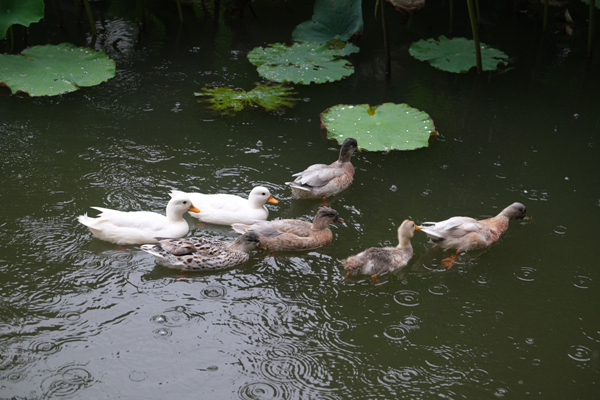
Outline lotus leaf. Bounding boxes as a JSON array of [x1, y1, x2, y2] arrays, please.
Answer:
[[409, 35, 509, 74], [247, 42, 357, 85], [292, 0, 363, 44], [321, 103, 436, 151], [195, 84, 299, 115], [0, 0, 44, 40], [0, 43, 116, 97], [581, 0, 600, 9]]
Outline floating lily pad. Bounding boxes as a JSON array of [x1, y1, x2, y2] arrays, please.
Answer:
[[409, 35, 509, 74], [0, 43, 116, 97], [247, 42, 357, 85], [321, 103, 436, 151], [292, 0, 363, 44], [0, 0, 44, 40], [195, 84, 299, 116]]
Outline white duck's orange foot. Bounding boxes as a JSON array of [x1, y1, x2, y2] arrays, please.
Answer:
[[442, 250, 462, 269]]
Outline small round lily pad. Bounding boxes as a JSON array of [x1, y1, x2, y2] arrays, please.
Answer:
[[321, 103, 436, 151]]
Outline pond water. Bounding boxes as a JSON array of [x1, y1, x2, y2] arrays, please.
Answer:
[[1, 0, 600, 398]]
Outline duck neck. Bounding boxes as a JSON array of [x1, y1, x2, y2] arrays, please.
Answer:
[[338, 149, 354, 164], [165, 208, 184, 223], [398, 236, 412, 249], [312, 218, 330, 231]]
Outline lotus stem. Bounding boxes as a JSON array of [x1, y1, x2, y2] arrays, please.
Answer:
[[74, 0, 82, 24], [466, 0, 482, 74], [381, 0, 391, 75], [52, 0, 64, 26], [475, 0, 481, 23], [543, 0, 549, 31], [176, 0, 184, 23], [449, 0, 454, 36], [8, 25, 13, 54], [589, 0, 596, 57], [83, 0, 97, 36]]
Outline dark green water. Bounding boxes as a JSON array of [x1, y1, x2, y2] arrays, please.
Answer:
[[1, 1, 599, 398]]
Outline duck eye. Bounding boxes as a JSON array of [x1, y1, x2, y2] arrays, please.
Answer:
[[183, 201, 187, 204], [262, 193, 266, 196]]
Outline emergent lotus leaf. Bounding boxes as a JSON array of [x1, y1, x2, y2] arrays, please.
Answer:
[[0, 0, 44, 40], [292, 0, 363, 44]]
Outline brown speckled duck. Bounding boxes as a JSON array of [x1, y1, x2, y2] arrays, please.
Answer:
[[141, 233, 260, 270], [343, 220, 420, 279], [420, 202, 527, 268], [231, 207, 342, 251], [286, 138, 359, 199]]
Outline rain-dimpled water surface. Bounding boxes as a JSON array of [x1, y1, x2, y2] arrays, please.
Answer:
[[1, 1, 599, 399]]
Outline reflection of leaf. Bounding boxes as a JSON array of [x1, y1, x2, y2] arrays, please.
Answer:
[[321, 103, 436, 151], [0, 43, 116, 97], [292, 0, 363, 44], [248, 42, 356, 84], [0, 0, 44, 40], [409, 35, 509, 73], [195, 84, 299, 116]]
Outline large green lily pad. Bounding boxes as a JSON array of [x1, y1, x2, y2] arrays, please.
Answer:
[[409, 35, 509, 74], [292, 0, 363, 44], [195, 84, 299, 115], [321, 103, 436, 151], [0, 0, 44, 40], [247, 42, 358, 85], [0, 43, 116, 97]]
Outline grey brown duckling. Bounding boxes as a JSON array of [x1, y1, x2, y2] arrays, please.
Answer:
[[343, 220, 420, 279], [231, 207, 342, 251], [419, 202, 527, 268], [286, 138, 359, 199]]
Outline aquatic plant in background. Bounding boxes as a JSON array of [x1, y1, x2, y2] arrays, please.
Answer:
[[291, 0, 363, 44], [0, 0, 44, 47], [0, 43, 116, 96], [409, 35, 509, 73], [247, 42, 359, 84], [195, 84, 300, 116], [321, 103, 436, 151]]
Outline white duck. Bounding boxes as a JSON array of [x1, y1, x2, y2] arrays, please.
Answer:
[[77, 195, 200, 245], [170, 186, 278, 225], [141, 233, 260, 270]]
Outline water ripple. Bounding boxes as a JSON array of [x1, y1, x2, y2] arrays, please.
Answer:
[[383, 315, 421, 341], [393, 290, 422, 307], [201, 284, 228, 299], [428, 283, 449, 296], [152, 327, 173, 338], [514, 266, 537, 282], [28, 339, 60, 356], [40, 365, 94, 398], [572, 275, 592, 289], [238, 381, 290, 400], [567, 345, 592, 362]]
